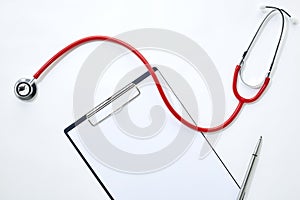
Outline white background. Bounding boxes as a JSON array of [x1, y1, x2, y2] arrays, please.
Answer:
[[0, 0, 299, 199]]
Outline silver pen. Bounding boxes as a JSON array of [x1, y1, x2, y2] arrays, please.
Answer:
[[237, 136, 262, 200]]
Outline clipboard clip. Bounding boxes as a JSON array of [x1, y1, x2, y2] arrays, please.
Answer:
[[85, 67, 159, 127], [86, 83, 141, 126]]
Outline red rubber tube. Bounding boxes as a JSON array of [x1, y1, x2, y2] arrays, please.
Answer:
[[33, 36, 268, 133], [233, 65, 270, 103]]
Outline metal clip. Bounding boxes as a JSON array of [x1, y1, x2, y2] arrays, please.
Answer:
[[86, 83, 140, 126]]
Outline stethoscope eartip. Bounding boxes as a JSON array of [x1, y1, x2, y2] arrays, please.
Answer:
[[291, 17, 298, 25], [14, 78, 37, 101], [259, 5, 267, 13]]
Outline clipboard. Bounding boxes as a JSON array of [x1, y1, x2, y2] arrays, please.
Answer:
[[64, 67, 240, 199]]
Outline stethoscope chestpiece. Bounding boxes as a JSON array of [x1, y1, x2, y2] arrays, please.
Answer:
[[14, 78, 37, 101]]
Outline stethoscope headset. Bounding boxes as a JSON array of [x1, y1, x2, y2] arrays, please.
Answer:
[[14, 5, 297, 133]]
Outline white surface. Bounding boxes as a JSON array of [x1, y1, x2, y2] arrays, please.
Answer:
[[0, 0, 299, 199]]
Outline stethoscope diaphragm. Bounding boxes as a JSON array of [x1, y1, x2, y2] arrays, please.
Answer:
[[14, 78, 37, 101]]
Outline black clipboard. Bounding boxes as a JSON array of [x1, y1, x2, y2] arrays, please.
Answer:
[[64, 67, 240, 199]]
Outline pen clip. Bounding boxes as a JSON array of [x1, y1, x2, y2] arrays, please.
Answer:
[[237, 136, 262, 200]]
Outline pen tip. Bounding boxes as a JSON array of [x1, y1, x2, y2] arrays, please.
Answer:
[[253, 137, 262, 155]]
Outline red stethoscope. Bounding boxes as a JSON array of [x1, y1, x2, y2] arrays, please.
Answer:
[[14, 6, 295, 133]]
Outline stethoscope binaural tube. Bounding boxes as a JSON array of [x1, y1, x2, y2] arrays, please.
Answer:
[[14, 6, 295, 133], [238, 6, 292, 89]]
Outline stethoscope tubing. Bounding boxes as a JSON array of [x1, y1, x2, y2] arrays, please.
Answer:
[[20, 6, 292, 133]]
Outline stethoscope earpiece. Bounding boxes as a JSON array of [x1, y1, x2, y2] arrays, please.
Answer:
[[260, 5, 298, 25], [260, 5, 267, 13], [14, 78, 37, 101], [291, 17, 298, 25]]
